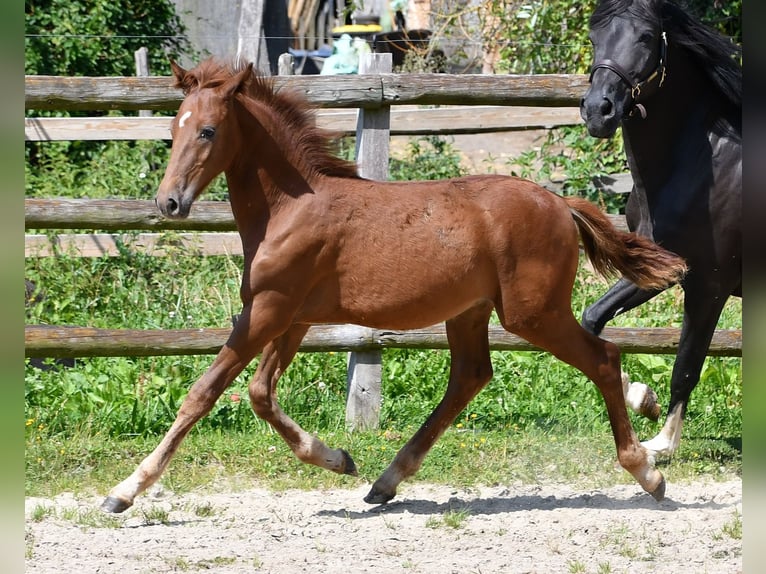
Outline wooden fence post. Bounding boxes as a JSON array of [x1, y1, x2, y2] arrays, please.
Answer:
[[134, 47, 152, 118], [346, 52, 392, 431]]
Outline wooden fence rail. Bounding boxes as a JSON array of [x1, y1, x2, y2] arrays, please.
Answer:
[[25, 106, 583, 141], [24, 324, 742, 359], [25, 73, 591, 111]]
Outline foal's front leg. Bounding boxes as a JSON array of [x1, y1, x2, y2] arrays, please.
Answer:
[[248, 324, 357, 476], [101, 303, 284, 513]]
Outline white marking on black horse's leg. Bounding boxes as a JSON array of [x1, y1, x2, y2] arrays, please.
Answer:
[[641, 402, 685, 458], [621, 371, 661, 421]]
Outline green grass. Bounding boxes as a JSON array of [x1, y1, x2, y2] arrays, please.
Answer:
[[24, 419, 741, 499]]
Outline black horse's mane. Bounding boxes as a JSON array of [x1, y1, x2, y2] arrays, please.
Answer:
[[591, 0, 741, 110]]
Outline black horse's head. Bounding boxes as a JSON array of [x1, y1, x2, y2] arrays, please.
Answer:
[[580, 0, 668, 138]]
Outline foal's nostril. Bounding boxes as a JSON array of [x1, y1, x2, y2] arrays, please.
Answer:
[[600, 97, 613, 117], [167, 196, 179, 215]]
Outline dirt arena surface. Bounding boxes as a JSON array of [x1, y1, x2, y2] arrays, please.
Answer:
[[25, 477, 741, 573]]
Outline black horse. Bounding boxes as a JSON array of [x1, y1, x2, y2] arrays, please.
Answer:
[[580, 0, 741, 458]]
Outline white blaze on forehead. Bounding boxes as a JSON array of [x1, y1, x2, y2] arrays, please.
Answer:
[[178, 110, 192, 128]]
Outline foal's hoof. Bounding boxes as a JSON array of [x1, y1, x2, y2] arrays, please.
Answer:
[[340, 449, 358, 477], [100, 495, 133, 514], [363, 485, 395, 505], [649, 477, 666, 502]]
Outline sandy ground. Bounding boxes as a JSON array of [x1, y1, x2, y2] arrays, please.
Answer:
[[25, 477, 741, 573]]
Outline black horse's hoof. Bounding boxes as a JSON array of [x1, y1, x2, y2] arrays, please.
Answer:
[[340, 449, 358, 476], [363, 486, 395, 505], [100, 495, 132, 514], [649, 477, 666, 502]]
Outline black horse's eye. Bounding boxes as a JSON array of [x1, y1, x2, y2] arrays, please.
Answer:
[[199, 126, 216, 140]]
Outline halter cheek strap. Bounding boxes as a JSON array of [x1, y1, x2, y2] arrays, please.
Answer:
[[589, 31, 668, 119]]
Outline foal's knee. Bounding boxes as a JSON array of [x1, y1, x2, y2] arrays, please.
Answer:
[[248, 380, 273, 418]]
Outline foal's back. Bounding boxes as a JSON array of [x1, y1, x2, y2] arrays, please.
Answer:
[[293, 174, 580, 329]]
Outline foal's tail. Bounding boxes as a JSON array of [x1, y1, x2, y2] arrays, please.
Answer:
[[565, 196, 687, 290]]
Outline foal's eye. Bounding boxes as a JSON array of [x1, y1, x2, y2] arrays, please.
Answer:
[[199, 126, 216, 140]]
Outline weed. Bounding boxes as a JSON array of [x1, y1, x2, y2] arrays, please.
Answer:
[[192, 501, 216, 517], [568, 560, 587, 573], [167, 556, 190, 571], [426, 507, 471, 530], [198, 556, 237, 568], [25, 529, 34, 560], [30, 504, 54, 522], [717, 511, 742, 540], [59, 507, 122, 529], [425, 515, 441, 529], [443, 507, 471, 529], [597, 562, 613, 574], [141, 505, 170, 525]]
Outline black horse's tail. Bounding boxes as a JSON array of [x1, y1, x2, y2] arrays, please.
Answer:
[[565, 196, 687, 290]]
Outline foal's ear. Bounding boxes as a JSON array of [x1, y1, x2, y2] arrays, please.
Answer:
[[222, 62, 254, 100], [170, 60, 195, 94]]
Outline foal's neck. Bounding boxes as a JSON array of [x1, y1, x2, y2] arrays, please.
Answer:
[[224, 99, 315, 236]]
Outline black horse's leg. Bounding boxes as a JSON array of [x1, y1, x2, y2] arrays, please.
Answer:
[[582, 277, 662, 336], [641, 283, 730, 458], [582, 278, 666, 420]]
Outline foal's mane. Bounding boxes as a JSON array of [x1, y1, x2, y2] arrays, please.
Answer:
[[177, 58, 362, 180], [591, 0, 741, 111]]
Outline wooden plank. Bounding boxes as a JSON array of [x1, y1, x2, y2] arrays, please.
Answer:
[[25, 198, 630, 233], [24, 324, 742, 358], [25, 106, 583, 141], [25, 73, 591, 111], [25, 232, 243, 258], [25, 199, 237, 231], [25, 116, 173, 141]]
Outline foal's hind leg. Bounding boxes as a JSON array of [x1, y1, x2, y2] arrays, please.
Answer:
[[582, 278, 664, 421], [508, 311, 665, 500], [248, 324, 357, 475], [365, 302, 494, 504]]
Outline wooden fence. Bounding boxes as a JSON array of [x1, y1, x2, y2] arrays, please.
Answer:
[[25, 58, 742, 429]]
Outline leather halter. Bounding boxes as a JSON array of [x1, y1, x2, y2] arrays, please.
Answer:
[[589, 31, 668, 119]]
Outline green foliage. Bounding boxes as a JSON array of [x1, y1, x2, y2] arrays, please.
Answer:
[[684, 0, 742, 43], [25, 0, 192, 77], [499, 0, 597, 74], [25, 139, 229, 201], [25, 0, 197, 188], [389, 136, 467, 181], [512, 124, 628, 213]]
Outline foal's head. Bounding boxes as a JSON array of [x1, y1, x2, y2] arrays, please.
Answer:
[[156, 60, 253, 219]]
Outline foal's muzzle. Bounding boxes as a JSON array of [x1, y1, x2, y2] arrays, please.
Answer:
[[155, 188, 193, 219]]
